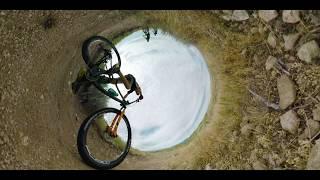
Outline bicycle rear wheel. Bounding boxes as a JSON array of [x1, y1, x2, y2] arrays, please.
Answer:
[[82, 36, 121, 68], [77, 108, 131, 169]]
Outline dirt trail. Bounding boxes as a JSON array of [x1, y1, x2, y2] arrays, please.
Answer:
[[0, 10, 221, 169]]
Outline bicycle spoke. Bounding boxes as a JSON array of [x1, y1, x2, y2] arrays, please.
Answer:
[[83, 111, 129, 165]]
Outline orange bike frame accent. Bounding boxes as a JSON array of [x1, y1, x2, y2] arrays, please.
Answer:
[[108, 108, 126, 137]]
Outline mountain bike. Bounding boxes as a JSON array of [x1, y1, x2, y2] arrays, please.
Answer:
[[77, 36, 142, 170]]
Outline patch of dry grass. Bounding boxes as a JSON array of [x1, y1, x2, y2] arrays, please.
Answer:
[[113, 11, 318, 169], [139, 10, 266, 169]]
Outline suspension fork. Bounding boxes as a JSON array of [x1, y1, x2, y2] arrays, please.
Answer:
[[106, 107, 126, 137]]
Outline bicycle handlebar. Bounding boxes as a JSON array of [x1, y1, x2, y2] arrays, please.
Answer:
[[88, 48, 142, 107]]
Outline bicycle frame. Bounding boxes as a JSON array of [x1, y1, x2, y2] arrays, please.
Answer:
[[87, 42, 141, 137], [92, 75, 142, 137], [106, 107, 126, 138], [93, 81, 129, 108]]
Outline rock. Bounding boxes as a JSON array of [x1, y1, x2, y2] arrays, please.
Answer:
[[240, 123, 255, 137], [282, 10, 300, 23], [284, 54, 290, 59], [307, 139, 320, 169], [267, 32, 277, 48], [232, 10, 249, 21], [253, 54, 259, 63], [268, 154, 276, 167], [241, 48, 247, 56], [313, 105, 320, 121], [310, 13, 320, 25], [204, 163, 212, 170], [288, 55, 296, 62], [250, 149, 258, 162], [220, 10, 233, 21], [283, 33, 300, 51], [40, 94, 44, 100], [222, 10, 232, 14], [277, 75, 296, 109], [233, 130, 240, 136], [250, 27, 258, 34], [280, 110, 300, 134], [299, 120, 320, 139], [252, 160, 268, 170], [297, 40, 320, 63], [265, 55, 277, 71], [268, 153, 285, 167], [22, 136, 29, 146], [258, 10, 278, 22], [258, 25, 264, 34]]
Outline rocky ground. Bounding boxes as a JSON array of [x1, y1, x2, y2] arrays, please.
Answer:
[[1, 10, 320, 170], [211, 10, 320, 170], [0, 10, 147, 169]]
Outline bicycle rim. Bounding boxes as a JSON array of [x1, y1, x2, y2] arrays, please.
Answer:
[[78, 108, 131, 169], [82, 36, 121, 69]]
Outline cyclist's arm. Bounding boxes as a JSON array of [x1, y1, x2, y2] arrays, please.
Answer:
[[99, 74, 143, 100], [118, 71, 132, 90], [98, 74, 132, 90]]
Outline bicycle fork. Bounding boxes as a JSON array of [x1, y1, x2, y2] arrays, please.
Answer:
[[106, 107, 126, 138]]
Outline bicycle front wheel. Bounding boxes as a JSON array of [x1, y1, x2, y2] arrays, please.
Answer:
[[77, 108, 131, 169], [82, 36, 121, 69]]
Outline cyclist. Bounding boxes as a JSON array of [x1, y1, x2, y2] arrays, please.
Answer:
[[71, 45, 143, 102]]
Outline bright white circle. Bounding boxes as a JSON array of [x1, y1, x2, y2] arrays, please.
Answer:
[[107, 29, 211, 151]]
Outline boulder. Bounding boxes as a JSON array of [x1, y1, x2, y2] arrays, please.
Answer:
[[265, 55, 277, 71], [283, 33, 300, 51], [297, 40, 320, 63], [232, 10, 249, 21], [313, 105, 320, 121], [267, 32, 277, 48], [282, 10, 300, 23], [258, 10, 278, 22], [310, 13, 320, 26], [221, 10, 233, 21], [299, 120, 320, 139], [280, 110, 300, 134], [204, 163, 213, 170], [277, 75, 296, 109], [252, 160, 268, 170], [307, 139, 320, 169]]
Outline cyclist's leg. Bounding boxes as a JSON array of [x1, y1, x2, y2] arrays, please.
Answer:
[[95, 115, 117, 144], [72, 67, 87, 94], [78, 81, 92, 103], [96, 115, 108, 135]]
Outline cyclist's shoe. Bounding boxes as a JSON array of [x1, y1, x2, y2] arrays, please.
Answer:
[[72, 67, 87, 94]]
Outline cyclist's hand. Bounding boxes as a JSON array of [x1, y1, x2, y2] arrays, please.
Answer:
[[139, 94, 143, 100], [135, 82, 143, 101]]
